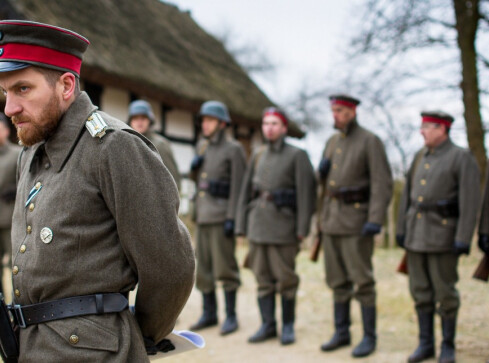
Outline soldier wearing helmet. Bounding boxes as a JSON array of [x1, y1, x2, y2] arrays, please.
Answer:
[[128, 100, 181, 189], [189, 100, 246, 336]]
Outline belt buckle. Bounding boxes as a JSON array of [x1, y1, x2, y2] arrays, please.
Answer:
[[10, 304, 26, 328]]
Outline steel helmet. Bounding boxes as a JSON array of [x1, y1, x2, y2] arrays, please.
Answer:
[[128, 100, 155, 125], [199, 100, 231, 124]]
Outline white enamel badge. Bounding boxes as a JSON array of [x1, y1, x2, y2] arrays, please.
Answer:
[[40, 227, 53, 244]]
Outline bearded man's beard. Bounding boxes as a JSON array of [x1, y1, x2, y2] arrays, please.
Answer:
[[12, 93, 63, 146]]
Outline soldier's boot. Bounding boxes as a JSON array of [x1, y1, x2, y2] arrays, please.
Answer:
[[352, 305, 376, 358], [280, 296, 295, 345], [320, 301, 351, 351], [220, 289, 238, 335], [248, 294, 277, 343], [408, 310, 435, 363], [438, 316, 456, 363], [189, 291, 218, 330]]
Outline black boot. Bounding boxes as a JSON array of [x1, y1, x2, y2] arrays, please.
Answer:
[[248, 294, 277, 343], [320, 301, 351, 351], [189, 291, 218, 330], [408, 310, 435, 363], [352, 305, 376, 358], [281, 296, 295, 345], [220, 290, 238, 335], [439, 316, 456, 363]]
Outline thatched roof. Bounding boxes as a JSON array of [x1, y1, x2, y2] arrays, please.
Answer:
[[0, 0, 304, 137]]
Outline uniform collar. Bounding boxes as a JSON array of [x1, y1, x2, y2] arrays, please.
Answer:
[[267, 135, 286, 151], [207, 128, 225, 145], [341, 118, 358, 136], [425, 137, 452, 156], [29, 92, 97, 173]]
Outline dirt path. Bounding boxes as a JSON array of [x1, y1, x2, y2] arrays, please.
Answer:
[[153, 246, 489, 363]]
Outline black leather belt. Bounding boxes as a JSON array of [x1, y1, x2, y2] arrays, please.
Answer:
[[10, 293, 128, 328]]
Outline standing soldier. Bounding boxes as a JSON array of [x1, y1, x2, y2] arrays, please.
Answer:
[[127, 100, 181, 189], [189, 100, 246, 335], [0, 114, 21, 295], [318, 94, 392, 358], [235, 107, 316, 345], [396, 111, 480, 363]]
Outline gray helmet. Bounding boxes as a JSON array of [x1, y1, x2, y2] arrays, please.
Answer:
[[199, 100, 231, 124], [128, 100, 155, 125]]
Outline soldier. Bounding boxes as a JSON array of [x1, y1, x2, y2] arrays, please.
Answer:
[[318, 94, 392, 358], [189, 100, 246, 335], [127, 100, 181, 189], [396, 111, 480, 363], [0, 114, 21, 295], [235, 107, 316, 345], [0, 20, 195, 361]]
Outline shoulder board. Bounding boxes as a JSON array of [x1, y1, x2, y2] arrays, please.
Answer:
[[85, 112, 108, 139]]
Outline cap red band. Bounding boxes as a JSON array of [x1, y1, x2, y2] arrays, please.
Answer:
[[264, 110, 288, 126], [422, 116, 452, 128], [1, 42, 83, 75], [330, 99, 357, 109]]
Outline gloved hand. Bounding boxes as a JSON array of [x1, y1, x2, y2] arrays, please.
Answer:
[[453, 240, 470, 256], [144, 336, 175, 355], [318, 158, 331, 179], [190, 155, 204, 171], [396, 234, 405, 248], [224, 219, 235, 238], [361, 222, 381, 236], [478, 234, 489, 254]]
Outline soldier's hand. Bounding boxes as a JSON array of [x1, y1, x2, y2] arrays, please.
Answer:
[[318, 158, 331, 179], [396, 234, 405, 248], [224, 219, 235, 237], [190, 155, 204, 171], [361, 222, 381, 236], [143, 336, 175, 355], [478, 234, 489, 254], [453, 240, 470, 256]]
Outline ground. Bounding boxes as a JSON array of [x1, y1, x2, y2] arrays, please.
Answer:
[[153, 243, 489, 363]]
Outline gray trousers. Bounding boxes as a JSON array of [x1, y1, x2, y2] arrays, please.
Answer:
[[195, 223, 240, 293], [323, 234, 376, 306], [407, 251, 459, 318], [249, 241, 300, 299]]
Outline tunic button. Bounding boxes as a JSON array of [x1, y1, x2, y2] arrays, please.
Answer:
[[29, 203, 35, 212], [20, 245, 26, 253], [26, 226, 32, 234], [35, 182, 42, 189], [14, 289, 20, 297], [442, 219, 447, 225], [417, 212, 422, 219], [69, 335, 79, 345], [424, 163, 430, 170], [354, 203, 360, 209], [329, 180, 336, 186], [12, 266, 19, 275], [199, 191, 206, 198], [332, 163, 338, 170], [336, 148, 342, 154], [420, 179, 426, 186], [201, 172, 207, 179], [417, 196, 424, 202], [44, 163, 51, 169]]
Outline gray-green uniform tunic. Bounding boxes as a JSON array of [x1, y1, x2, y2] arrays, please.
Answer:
[[319, 120, 392, 306], [145, 131, 181, 190], [396, 139, 479, 317], [235, 136, 316, 298], [11, 92, 195, 362], [0, 140, 21, 284], [192, 129, 246, 293]]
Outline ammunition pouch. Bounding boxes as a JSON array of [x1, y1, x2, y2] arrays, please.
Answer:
[[0, 295, 19, 362], [417, 199, 459, 218], [327, 186, 369, 204], [198, 180, 230, 199]]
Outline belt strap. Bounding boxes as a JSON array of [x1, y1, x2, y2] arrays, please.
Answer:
[[11, 293, 128, 328]]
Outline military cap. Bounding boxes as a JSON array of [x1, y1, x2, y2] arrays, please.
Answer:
[[0, 20, 89, 76], [263, 106, 288, 126], [421, 111, 454, 128], [329, 94, 361, 109]]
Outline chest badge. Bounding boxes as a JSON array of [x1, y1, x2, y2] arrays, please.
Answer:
[[40, 227, 53, 244]]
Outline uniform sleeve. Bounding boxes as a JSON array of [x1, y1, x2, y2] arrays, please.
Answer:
[[455, 151, 480, 243], [226, 144, 247, 220], [98, 130, 195, 343], [367, 135, 393, 225], [235, 152, 256, 235], [295, 150, 317, 237], [159, 142, 181, 191], [479, 161, 489, 235]]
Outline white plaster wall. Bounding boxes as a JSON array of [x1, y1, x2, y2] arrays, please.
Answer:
[[100, 87, 130, 122], [165, 109, 194, 139]]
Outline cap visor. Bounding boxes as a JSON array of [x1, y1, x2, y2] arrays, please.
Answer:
[[0, 61, 30, 73]]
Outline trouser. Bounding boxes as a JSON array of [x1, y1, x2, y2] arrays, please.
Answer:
[[249, 242, 300, 300], [323, 234, 376, 306], [195, 223, 240, 293], [407, 251, 459, 318]]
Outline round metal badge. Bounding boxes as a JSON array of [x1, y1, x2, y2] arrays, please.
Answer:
[[40, 227, 53, 244]]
